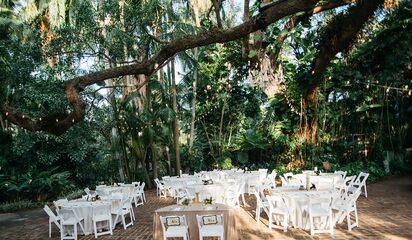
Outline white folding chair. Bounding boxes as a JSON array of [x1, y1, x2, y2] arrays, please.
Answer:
[[140, 182, 146, 202], [174, 188, 192, 204], [334, 170, 347, 179], [332, 188, 362, 231], [84, 187, 91, 195], [53, 199, 68, 214], [281, 172, 301, 187], [131, 186, 144, 207], [111, 197, 134, 230], [43, 205, 61, 238], [251, 188, 270, 225], [262, 172, 277, 190], [159, 215, 189, 240], [308, 197, 333, 236], [154, 178, 161, 196], [92, 204, 113, 238], [225, 181, 245, 208], [267, 195, 290, 232], [58, 208, 85, 240], [336, 175, 356, 192], [196, 214, 224, 239], [247, 175, 261, 195], [350, 172, 369, 197], [155, 180, 168, 198]]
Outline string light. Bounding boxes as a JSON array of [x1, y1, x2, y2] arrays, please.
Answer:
[[386, 87, 390, 93], [5, 112, 8, 116], [56, 119, 59, 122], [22, 115, 25, 118]]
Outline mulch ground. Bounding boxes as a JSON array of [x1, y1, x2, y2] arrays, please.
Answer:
[[0, 175, 411, 240]]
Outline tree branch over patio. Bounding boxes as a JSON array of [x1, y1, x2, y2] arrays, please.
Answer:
[[305, 0, 384, 104], [1, 0, 369, 135]]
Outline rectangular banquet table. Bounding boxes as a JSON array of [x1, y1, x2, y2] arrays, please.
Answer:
[[153, 203, 238, 240]]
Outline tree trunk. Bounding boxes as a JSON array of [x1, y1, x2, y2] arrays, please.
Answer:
[[131, 144, 152, 188], [146, 79, 158, 179], [170, 58, 181, 175], [241, 0, 250, 59], [99, 0, 125, 181], [218, 96, 227, 155], [188, 3, 201, 154]]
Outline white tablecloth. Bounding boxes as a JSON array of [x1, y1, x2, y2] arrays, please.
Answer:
[[270, 189, 333, 229], [96, 186, 133, 197], [61, 200, 113, 235], [186, 183, 232, 204], [292, 174, 342, 190]]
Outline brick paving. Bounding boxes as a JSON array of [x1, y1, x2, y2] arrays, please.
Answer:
[[0, 176, 411, 239]]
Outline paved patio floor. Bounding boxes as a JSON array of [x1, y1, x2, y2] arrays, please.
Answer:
[[0, 175, 411, 239]]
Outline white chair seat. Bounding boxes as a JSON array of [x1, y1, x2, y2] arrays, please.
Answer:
[[165, 226, 188, 236], [310, 206, 329, 216], [62, 217, 83, 225], [272, 207, 288, 215], [201, 224, 224, 235], [93, 215, 110, 222]]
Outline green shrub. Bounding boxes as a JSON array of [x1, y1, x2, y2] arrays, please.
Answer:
[[218, 157, 233, 170], [0, 200, 40, 213], [61, 189, 84, 200], [0, 167, 74, 202]]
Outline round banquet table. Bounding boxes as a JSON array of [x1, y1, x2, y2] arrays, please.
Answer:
[[61, 199, 113, 235], [224, 172, 261, 194], [186, 183, 232, 204], [95, 185, 133, 197], [292, 173, 343, 190], [270, 188, 333, 229]]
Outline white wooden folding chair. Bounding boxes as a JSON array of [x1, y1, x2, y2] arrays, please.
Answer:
[[92, 204, 113, 238], [159, 215, 189, 240], [53, 199, 68, 214], [308, 197, 333, 236], [43, 205, 61, 238], [332, 188, 362, 231], [251, 188, 270, 225], [196, 214, 224, 239], [111, 196, 134, 230], [57, 208, 85, 240], [267, 195, 290, 232], [350, 172, 369, 197]]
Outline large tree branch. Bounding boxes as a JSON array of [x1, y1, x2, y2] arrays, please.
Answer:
[[2, 0, 328, 135], [305, 0, 384, 104], [269, 0, 353, 65]]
